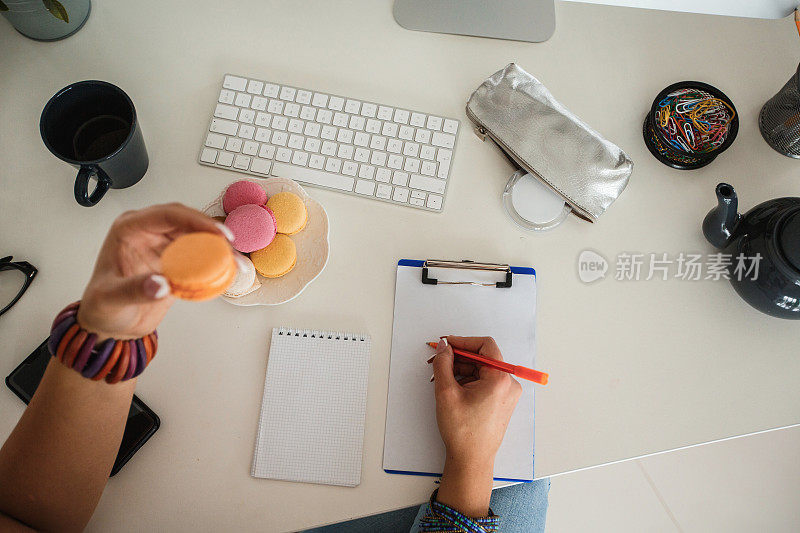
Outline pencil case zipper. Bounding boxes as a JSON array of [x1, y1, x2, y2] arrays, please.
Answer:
[[465, 106, 593, 222]]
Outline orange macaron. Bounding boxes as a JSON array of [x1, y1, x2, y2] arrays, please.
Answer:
[[160, 232, 237, 301]]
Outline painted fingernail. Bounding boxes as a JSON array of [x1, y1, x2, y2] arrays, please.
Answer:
[[426, 355, 436, 364], [234, 254, 250, 272], [429, 374, 435, 382], [215, 222, 235, 243], [439, 336, 449, 346], [435, 338, 447, 354], [144, 274, 171, 299]]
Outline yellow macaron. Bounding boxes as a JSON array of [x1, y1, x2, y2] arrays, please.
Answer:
[[250, 234, 297, 278], [266, 192, 307, 235]]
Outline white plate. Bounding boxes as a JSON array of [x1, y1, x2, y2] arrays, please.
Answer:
[[202, 178, 330, 306]]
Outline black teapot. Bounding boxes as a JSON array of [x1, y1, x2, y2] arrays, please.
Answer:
[[703, 183, 800, 319]]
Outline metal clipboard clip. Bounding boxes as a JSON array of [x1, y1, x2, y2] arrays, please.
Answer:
[[421, 259, 513, 288]]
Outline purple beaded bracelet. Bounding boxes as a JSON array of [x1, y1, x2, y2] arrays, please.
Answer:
[[49, 301, 158, 383]]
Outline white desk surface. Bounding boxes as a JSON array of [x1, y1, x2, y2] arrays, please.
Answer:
[[1, 1, 799, 531]]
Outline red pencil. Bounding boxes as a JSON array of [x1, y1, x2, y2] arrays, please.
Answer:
[[426, 342, 549, 385]]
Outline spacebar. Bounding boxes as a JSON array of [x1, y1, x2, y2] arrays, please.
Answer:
[[271, 162, 355, 192]]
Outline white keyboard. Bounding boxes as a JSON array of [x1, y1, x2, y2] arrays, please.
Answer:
[[198, 74, 460, 212]]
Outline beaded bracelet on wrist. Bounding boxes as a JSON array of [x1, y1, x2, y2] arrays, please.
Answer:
[[48, 301, 158, 383]]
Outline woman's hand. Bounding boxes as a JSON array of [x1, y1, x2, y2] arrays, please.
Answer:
[[430, 336, 522, 516], [77, 203, 232, 340]]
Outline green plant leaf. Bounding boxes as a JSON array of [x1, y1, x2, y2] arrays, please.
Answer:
[[0, 1, 8, 12], [42, 0, 69, 22]]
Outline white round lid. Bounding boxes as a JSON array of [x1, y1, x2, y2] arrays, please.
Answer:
[[503, 171, 571, 231]]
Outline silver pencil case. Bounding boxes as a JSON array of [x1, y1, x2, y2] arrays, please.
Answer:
[[466, 63, 633, 222]]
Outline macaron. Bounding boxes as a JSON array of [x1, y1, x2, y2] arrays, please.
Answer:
[[250, 234, 297, 278], [224, 204, 277, 253], [222, 180, 268, 214], [161, 232, 236, 301], [266, 192, 307, 235], [224, 255, 261, 298]]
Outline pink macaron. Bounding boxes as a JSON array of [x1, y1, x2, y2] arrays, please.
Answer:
[[222, 180, 268, 214], [224, 204, 277, 253]]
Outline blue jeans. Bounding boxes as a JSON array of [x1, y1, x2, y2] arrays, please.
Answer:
[[305, 478, 550, 533]]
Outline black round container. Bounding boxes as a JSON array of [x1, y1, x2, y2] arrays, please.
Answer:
[[643, 81, 739, 170]]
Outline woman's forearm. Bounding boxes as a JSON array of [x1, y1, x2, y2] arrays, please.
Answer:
[[0, 358, 134, 532]]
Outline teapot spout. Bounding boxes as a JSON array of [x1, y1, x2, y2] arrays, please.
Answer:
[[703, 183, 741, 249]]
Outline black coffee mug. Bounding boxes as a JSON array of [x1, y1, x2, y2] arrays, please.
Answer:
[[40, 81, 148, 207]]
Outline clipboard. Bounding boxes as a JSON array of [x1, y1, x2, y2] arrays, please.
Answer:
[[383, 259, 537, 482]]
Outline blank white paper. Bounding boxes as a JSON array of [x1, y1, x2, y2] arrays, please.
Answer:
[[252, 327, 371, 487]]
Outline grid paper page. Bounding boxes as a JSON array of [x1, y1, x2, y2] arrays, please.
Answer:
[[252, 327, 371, 487]]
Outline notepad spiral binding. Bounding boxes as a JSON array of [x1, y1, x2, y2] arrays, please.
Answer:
[[276, 327, 367, 342]]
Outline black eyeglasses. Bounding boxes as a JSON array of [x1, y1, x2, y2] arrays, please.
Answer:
[[0, 256, 37, 317]]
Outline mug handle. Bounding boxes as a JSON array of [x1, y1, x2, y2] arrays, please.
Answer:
[[74, 166, 112, 207]]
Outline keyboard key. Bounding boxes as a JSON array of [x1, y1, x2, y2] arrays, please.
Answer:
[[292, 151, 309, 166], [411, 190, 426, 200], [235, 93, 252, 108], [251, 158, 272, 175], [217, 151, 234, 166], [431, 132, 455, 149], [345, 99, 361, 114], [353, 132, 370, 147], [409, 174, 446, 194], [284, 103, 301, 118], [205, 133, 226, 149], [370, 135, 387, 150], [333, 112, 349, 127], [308, 154, 325, 169], [365, 119, 382, 134], [275, 147, 292, 162], [321, 141, 338, 156], [437, 159, 451, 179], [426, 194, 443, 210], [210, 119, 238, 136], [377, 105, 393, 120], [288, 134, 305, 149], [200, 148, 217, 163], [354, 147, 371, 163], [312, 92, 329, 108], [358, 164, 375, 179], [219, 89, 236, 104], [337, 129, 354, 144], [271, 116, 288, 131], [272, 162, 355, 192], [263, 83, 280, 98], [259, 144, 276, 159], [225, 137, 242, 152], [382, 122, 399, 137], [255, 112, 272, 127], [304, 122, 321, 137], [214, 104, 239, 120], [223, 75, 247, 91], [410, 112, 426, 127], [272, 131, 288, 146], [296, 90, 312, 104], [376, 183, 392, 199], [386, 139, 402, 153], [442, 119, 459, 134], [238, 109, 255, 124], [404, 158, 421, 173], [420, 145, 436, 160], [392, 171, 409, 186], [371, 151, 388, 166], [375, 168, 392, 183], [426, 115, 443, 130], [349, 116, 366, 131], [421, 161, 437, 176], [304, 138, 321, 153], [393, 109, 410, 124], [436, 148, 452, 163], [300, 105, 317, 121], [399, 125, 414, 140], [255, 127, 271, 142], [317, 109, 333, 124], [320, 125, 337, 140], [409, 196, 425, 207], [393, 187, 410, 203], [338, 144, 354, 160], [355, 179, 376, 195], [242, 141, 259, 155], [414, 129, 431, 144], [268, 100, 284, 114], [361, 103, 377, 118], [325, 158, 342, 173], [328, 96, 344, 111], [251, 96, 268, 111], [234, 154, 251, 169], [238, 125, 255, 139], [279, 86, 296, 101], [387, 154, 403, 169], [403, 142, 420, 157], [247, 80, 264, 95], [288, 119, 304, 134]]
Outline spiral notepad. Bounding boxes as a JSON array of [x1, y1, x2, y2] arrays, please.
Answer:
[[252, 327, 371, 487]]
